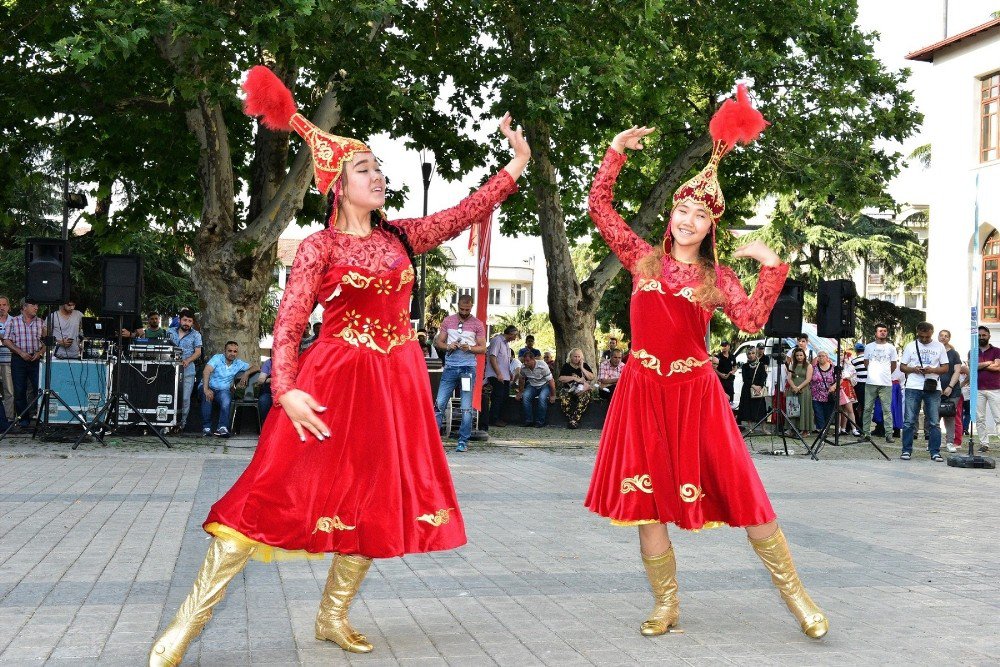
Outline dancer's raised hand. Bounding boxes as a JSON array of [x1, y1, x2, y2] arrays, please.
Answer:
[[732, 240, 781, 267], [500, 112, 530, 180], [611, 126, 656, 153]]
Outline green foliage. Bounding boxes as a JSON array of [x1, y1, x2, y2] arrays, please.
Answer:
[[493, 306, 556, 352]]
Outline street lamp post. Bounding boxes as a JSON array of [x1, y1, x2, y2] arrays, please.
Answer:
[[418, 157, 434, 330]]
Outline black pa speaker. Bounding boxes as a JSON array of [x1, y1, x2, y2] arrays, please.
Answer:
[[25, 238, 71, 304], [101, 255, 144, 314], [764, 280, 805, 338], [817, 279, 857, 338]]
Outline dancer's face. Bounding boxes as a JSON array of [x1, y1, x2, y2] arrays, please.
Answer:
[[669, 201, 712, 249], [341, 152, 385, 211]]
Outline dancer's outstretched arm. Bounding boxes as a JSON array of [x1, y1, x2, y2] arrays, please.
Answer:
[[395, 113, 530, 254], [588, 127, 656, 273], [718, 241, 789, 333]]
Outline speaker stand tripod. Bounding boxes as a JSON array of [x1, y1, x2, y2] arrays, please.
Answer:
[[804, 338, 890, 461], [72, 316, 171, 450], [0, 312, 105, 445], [743, 346, 806, 455]]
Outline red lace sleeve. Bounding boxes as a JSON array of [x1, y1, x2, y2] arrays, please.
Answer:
[[271, 231, 333, 403], [588, 148, 653, 273], [394, 170, 518, 254], [719, 263, 790, 333]]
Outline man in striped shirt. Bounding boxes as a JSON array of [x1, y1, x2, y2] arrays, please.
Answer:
[[1, 298, 46, 428], [850, 341, 868, 436]]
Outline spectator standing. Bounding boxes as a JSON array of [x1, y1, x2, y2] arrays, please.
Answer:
[[714, 341, 736, 403], [786, 347, 814, 435], [899, 322, 949, 462], [47, 299, 83, 360], [937, 329, 965, 453], [168, 309, 203, 432], [737, 347, 768, 426], [862, 323, 898, 443], [557, 348, 594, 429], [849, 342, 868, 435], [484, 325, 520, 428], [598, 348, 625, 399], [137, 312, 169, 339], [201, 341, 256, 438], [1, 298, 45, 429], [517, 335, 541, 360], [416, 329, 437, 359], [515, 353, 556, 426], [433, 295, 487, 452], [785, 334, 812, 364], [601, 337, 622, 361], [0, 296, 14, 429], [975, 325, 1000, 453], [257, 358, 274, 422], [810, 351, 838, 432]]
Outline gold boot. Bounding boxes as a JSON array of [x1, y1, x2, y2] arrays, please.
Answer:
[[748, 526, 829, 638], [315, 553, 374, 653], [640, 547, 680, 636], [149, 536, 256, 666]]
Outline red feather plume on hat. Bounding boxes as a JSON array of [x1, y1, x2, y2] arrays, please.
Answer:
[[708, 83, 769, 154]]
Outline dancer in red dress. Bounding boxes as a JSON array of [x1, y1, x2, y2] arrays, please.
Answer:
[[584, 85, 828, 639], [149, 67, 530, 666]]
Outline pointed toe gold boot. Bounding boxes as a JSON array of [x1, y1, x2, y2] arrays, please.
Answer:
[[315, 553, 374, 653], [639, 546, 681, 636], [748, 526, 829, 639], [149, 535, 257, 666]]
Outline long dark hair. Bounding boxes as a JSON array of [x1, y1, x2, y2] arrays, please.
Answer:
[[325, 196, 416, 267], [635, 227, 725, 307]]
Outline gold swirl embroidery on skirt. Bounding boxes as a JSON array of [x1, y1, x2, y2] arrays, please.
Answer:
[[679, 484, 703, 503], [416, 508, 454, 527], [341, 271, 375, 289], [673, 286, 695, 302], [333, 326, 417, 354], [633, 278, 666, 295], [666, 356, 710, 377], [630, 349, 662, 375], [312, 516, 356, 533], [620, 474, 654, 494]]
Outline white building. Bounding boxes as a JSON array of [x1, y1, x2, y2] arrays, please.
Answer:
[[905, 17, 1000, 343], [851, 205, 929, 309]]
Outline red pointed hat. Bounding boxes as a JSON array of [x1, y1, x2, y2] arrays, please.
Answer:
[[671, 83, 769, 223], [242, 66, 372, 197]]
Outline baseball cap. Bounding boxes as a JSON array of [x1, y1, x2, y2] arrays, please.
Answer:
[[854, 342, 865, 351]]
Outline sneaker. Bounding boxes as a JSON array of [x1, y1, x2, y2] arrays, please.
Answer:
[[886, 436, 894, 444], [979, 443, 991, 453], [214, 426, 230, 438], [455, 442, 468, 453], [946, 443, 958, 453], [202, 427, 212, 437], [852, 429, 861, 436], [900, 452, 911, 460], [931, 453, 944, 462]]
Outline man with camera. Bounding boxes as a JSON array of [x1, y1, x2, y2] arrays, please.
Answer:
[[898, 322, 949, 462]]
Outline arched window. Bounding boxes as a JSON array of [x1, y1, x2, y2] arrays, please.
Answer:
[[983, 231, 1000, 322]]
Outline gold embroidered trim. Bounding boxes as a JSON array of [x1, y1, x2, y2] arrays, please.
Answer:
[[333, 326, 417, 354], [312, 516, 356, 533], [398, 266, 415, 290], [679, 484, 703, 503], [667, 356, 711, 377], [610, 518, 660, 527], [374, 278, 393, 295], [633, 278, 665, 295], [608, 519, 727, 531], [672, 286, 695, 302], [630, 349, 662, 375], [620, 474, 654, 494], [341, 272, 375, 289], [416, 508, 454, 527]]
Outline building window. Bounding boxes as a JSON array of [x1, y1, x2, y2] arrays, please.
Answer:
[[510, 284, 531, 307], [982, 72, 1000, 163], [488, 288, 502, 305], [984, 231, 1000, 322], [451, 287, 474, 305]]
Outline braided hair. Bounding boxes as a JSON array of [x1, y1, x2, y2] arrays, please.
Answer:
[[324, 196, 417, 267]]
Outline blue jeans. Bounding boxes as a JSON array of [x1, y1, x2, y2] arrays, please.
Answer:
[[903, 388, 941, 456], [11, 356, 39, 426], [435, 364, 476, 446], [258, 386, 273, 423], [521, 384, 551, 425], [813, 397, 837, 431], [201, 386, 233, 431]]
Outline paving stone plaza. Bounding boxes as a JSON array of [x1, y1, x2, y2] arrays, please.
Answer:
[[1, 430, 997, 666]]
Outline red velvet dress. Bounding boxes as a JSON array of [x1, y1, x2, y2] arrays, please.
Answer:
[[584, 149, 789, 530], [204, 171, 518, 560]]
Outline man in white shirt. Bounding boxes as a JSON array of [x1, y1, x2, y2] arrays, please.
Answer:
[[47, 299, 84, 360], [898, 321, 949, 462], [862, 323, 898, 443]]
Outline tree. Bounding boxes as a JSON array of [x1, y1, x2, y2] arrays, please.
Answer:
[[416, 0, 920, 367]]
